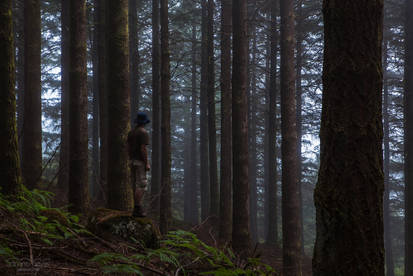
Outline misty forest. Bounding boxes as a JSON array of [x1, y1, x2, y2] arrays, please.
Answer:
[[0, 0, 411, 275]]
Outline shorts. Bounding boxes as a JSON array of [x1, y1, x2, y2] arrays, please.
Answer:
[[130, 160, 148, 191]]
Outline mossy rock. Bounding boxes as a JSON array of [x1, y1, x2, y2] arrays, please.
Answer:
[[87, 208, 160, 249]]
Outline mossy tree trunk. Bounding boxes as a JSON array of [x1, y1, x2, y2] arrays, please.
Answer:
[[159, 0, 172, 235], [313, 0, 384, 275], [219, 0, 232, 245], [232, 0, 250, 256], [68, 0, 89, 214], [0, 0, 22, 195], [106, 0, 133, 211], [22, 0, 42, 190]]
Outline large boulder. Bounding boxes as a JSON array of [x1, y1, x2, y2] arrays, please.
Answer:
[[87, 208, 160, 249]]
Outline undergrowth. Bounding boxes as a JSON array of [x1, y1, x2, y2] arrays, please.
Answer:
[[0, 188, 277, 275]]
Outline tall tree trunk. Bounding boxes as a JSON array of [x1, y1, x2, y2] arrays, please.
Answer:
[[280, 0, 302, 274], [200, 0, 210, 221], [58, 0, 70, 205], [313, 1, 384, 275], [22, 0, 42, 190], [91, 0, 100, 200], [96, 0, 107, 205], [14, 0, 24, 163], [159, 0, 171, 234], [232, 0, 250, 256], [263, 25, 271, 241], [151, 0, 161, 221], [129, 0, 140, 122], [249, 23, 258, 243], [383, 33, 395, 276], [0, 0, 22, 195], [106, 0, 133, 211], [295, 0, 304, 255], [405, 0, 413, 274], [68, 0, 89, 213], [184, 23, 199, 225], [267, 0, 278, 245], [219, 0, 232, 245], [183, 95, 192, 223], [207, 0, 219, 222]]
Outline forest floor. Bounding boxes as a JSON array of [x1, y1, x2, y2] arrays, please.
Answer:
[[0, 189, 311, 275], [191, 218, 313, 276]]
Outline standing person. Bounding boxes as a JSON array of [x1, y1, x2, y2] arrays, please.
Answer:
[[128, 112, 151, 217]]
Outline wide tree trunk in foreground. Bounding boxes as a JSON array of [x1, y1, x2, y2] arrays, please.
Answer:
[[106, 0, 133, 211], [267, 0, 278, 245], [219, 0, 232, 245], [405, 0, 413, 274], [313, 1, 384, 275], [22, 0, 42, 190], [159, 0, 172, 234], [68, 0, 89, 213], [280, 0, 302, 274], [0, 0, 22, 195], [232, 0, 250, 256], [150, 0, 161, 221]]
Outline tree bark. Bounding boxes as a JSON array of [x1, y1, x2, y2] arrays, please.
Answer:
[[106, 0, 133, 211], [280, 0, 302, 274], [248, 21, 258, 243], [200, 0, 210, 221], [150, 0, 161, 221], [207, 0, 219, 222], [159, 0, 171, 234], [96, 0, 107, 205], [14, 0, 24, 164], [68, 0, 89, 213], [219, 0, 232, 245], [0, 0, 22, 195], [405, 0, 413, 275], [267, 0, 278, 245], [129, 0, 140, 123], [22, 0, 42, 190], [313, 1, 384, 275], [232, 0, 250, 256], [295, 0, 304, 255]]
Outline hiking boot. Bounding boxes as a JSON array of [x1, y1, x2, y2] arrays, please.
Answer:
[[132, 205, 146, 218]]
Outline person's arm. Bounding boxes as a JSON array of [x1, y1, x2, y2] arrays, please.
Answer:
[[140, 144, 150, 171]]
